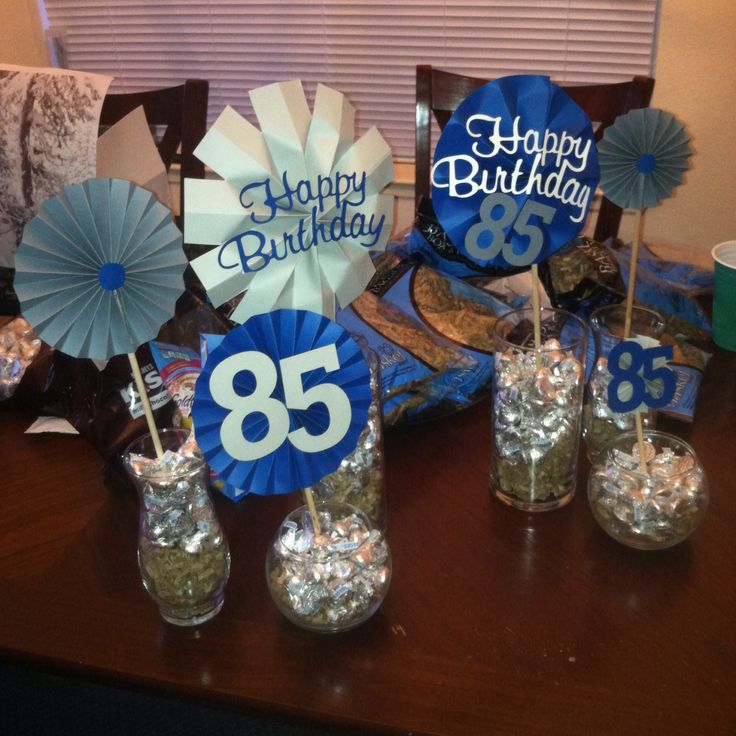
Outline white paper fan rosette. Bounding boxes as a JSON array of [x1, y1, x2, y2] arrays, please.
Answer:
[[14, 178, 185, 360], [184, 80, 394, 322], [597, 108, 691, 210]]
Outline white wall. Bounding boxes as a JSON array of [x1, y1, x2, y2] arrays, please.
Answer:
[[638, 0, 736, 256], [1, 0, 49, 67]]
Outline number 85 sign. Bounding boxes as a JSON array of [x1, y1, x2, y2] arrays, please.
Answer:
[[192, 310, 371, 494]]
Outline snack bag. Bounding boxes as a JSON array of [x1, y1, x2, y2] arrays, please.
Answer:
[[337, 255, 509, 424], [149, 341, 200, 427]]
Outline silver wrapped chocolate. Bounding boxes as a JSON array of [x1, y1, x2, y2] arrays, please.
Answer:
[[312, 349, 385, 528], [0, 317, 41, 400], [490, 308, 588, 511], [267, 501, 391, 632], [124, 429, 230, 625], [588, 431, 708, 549]]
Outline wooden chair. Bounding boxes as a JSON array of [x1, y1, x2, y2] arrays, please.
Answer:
[[415, 65, 655, 243], [99, 79, 209, 220]]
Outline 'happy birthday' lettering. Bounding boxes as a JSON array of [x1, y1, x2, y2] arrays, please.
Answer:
[[218, 203, 385, 275], [218, 170, 384, 274], [240, 171, 368, 222], [432, 114, 593, 223]]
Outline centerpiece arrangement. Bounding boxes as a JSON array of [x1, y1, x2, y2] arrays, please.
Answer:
[[186, 81, 395, 630], [430, 75, 599, 510], [10, 68, 710, 634]]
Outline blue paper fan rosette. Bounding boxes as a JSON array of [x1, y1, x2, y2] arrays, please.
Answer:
[[192, 309, 371, 494], [14, 178, 185, 360], [431, 75, 599, 269], [597, 108, 691, 210]]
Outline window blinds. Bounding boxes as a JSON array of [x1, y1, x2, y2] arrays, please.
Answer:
[[42, 0, 659, 159]]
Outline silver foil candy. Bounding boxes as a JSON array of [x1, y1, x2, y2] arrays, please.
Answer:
[[127, 432, 212, 547], [494, 339, 583, 466], [589, 441, 707, 548], [0, 317, 42, 400], [270, 507, 390, 629], [313, 386, 384, 525]]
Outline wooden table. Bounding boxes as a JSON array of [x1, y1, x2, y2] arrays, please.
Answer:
[[2, 348, 736, 735]]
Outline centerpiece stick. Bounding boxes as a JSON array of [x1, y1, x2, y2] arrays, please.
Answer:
[[303, 487, 322, 535], [619, 212, 648, 472], [597, 108, 692, 472], [112, 290, 165, 458], [430, 75, 600, 511], [531, 263, 543, 368], [623, 208, 644, 339]]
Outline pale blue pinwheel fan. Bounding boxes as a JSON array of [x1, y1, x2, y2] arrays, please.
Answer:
[[14, 178, 186, 360], [597, 108, 691, 209]]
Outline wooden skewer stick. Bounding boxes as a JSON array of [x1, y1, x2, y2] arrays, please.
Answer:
[[623, 209, 644, 338], [531, 263, 543, 369], [113, 290, 164, 459], [635, 413, 647, 472], [622, 209, 647, 472], [304, 487, 322, 535], [127, 351, 164, 458]]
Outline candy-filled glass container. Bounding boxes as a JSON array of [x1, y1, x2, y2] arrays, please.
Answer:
[[266, 501, 391, 633], [490, 307, 587, 511], [588, 430, 708, 550], [124, 429, 231, 625]]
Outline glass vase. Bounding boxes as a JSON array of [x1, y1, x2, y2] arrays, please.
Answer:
[[582, 304, 666, 463], [490, 306, 587, 511], [588, 430, 708, 550], [124, 429, 231, 626], [266, 501, 391, 633], [311, 349, 386, 529]]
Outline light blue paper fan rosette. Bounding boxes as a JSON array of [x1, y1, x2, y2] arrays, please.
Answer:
[[14, 178, 186, 360], [597, 108, 692, 210], [192, 309, 371, 494]]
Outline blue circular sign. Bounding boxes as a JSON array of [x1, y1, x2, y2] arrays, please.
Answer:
[[192, 309, 371, 495], [431, 75, 599, 269]]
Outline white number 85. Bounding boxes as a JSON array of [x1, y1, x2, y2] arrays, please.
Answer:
[[209, 345, 352, 461]]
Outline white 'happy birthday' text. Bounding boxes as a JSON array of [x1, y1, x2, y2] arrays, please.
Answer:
[[432, 114, 593, 223]]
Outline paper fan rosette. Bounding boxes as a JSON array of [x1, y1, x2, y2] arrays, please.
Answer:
[[14, 178, 185, 360], [597, 108, 691, 209], [192, 309, 371, 494], [431, 75, 599, 269], [184, 80, 394, 323]]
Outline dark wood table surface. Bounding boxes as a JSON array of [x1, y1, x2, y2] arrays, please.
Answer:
[[2, 348, 736, 735]]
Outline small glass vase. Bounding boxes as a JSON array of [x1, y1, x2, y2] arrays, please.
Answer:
[[490, 306, 588, 511], [311, 349, 386, 529], [582, 304, 666, 463], [266, 501, 391, 633], [588, 430, 708, 550], [124, 429, 231, 626]]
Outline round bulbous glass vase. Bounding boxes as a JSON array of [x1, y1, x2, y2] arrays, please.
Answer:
[[124, 429, 231, 626], [588, 430, 708, 550], [266, 501, 391, 633]]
